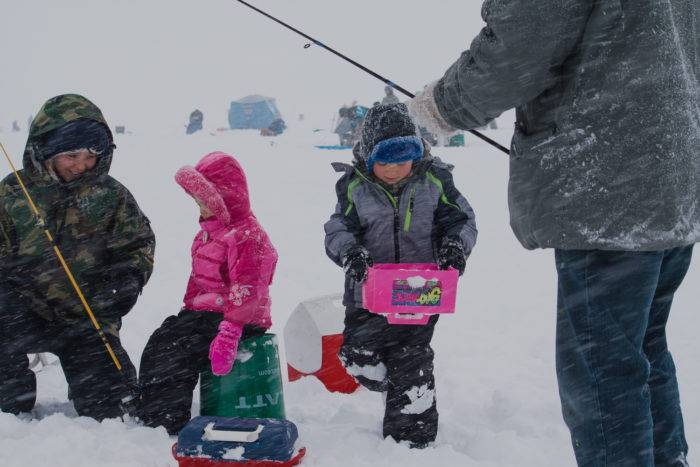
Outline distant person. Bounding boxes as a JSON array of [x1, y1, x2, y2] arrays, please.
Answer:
[[0, 94, 155, 420], [186, 109, 204, 135], [11, 121, 20, 132], [324, 104, 476, 448], [260, 118, 286, 136], [334, 107, 355, 146], [381, 85, 400, 105]]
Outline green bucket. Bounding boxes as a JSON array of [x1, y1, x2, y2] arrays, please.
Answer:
[[200, 333, 286, 419]]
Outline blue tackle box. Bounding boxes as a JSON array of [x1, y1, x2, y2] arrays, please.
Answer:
[[173, 416, 305, 466]]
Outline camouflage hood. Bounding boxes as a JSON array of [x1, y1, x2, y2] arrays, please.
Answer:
[[23, 94, 115, 186], [0, 94, 154, 324]]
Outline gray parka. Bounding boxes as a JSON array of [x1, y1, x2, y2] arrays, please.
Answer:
[[433, 0, 700, 251], [324, 154, 477, 306]]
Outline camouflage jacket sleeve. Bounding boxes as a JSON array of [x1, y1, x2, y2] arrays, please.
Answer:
[[0, 190, 16, 273], [0, 182, 19, 305], [106, 185, 155, 288]]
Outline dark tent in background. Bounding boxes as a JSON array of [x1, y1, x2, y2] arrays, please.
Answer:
[[228, 95, 282, 130]]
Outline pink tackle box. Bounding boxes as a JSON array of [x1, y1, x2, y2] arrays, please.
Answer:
[[362, 263, 458, 325]]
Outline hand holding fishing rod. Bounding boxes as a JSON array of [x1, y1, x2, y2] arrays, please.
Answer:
[[234, 0, 510, 155]]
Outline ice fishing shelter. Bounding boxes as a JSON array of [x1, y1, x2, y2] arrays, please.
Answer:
[[228, 95, 282, 130]]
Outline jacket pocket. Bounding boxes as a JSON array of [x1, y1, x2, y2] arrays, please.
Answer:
[[511, 122, 558, 160]]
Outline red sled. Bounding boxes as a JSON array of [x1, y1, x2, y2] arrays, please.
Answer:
[[172, 445, 306, 467]]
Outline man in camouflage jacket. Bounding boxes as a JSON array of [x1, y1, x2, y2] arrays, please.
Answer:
[[0, 94, 155, 420]]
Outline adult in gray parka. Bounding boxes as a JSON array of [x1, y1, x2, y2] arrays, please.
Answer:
[[407, 1, 699, 466]]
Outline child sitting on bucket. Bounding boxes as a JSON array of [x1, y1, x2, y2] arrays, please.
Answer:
[[324, 103, 477, 448], [137, 151, 278, 434]]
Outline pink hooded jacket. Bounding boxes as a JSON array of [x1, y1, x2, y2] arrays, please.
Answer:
[[175, 152, 277, 329]]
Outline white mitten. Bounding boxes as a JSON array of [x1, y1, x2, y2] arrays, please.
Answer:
[[406, 81, 458, 138]]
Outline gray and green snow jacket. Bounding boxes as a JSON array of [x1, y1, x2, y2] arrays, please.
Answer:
[[324, 153, 477, 307], [433, 0, 700, 251]]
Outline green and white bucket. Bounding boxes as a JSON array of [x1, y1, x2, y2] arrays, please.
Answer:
[[200, 333, 286, 419]]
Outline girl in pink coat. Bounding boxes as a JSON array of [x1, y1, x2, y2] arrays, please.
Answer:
[[137, 152, 277, 434]]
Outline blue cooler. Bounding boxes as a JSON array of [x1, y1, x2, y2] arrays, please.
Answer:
[[173, 416, 305, 466]]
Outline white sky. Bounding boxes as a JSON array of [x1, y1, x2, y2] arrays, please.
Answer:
[[1, 0, 486, 132]]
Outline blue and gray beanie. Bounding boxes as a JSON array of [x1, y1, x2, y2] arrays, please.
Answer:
[[361, 103, 424, 173]]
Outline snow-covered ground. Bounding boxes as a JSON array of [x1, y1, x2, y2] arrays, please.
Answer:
[[2, 124, 699, 467], [2, 1, 699, 466]]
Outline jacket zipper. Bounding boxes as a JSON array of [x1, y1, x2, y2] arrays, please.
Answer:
[[393, 204, 400, 262], [403, 187, 416, 233]]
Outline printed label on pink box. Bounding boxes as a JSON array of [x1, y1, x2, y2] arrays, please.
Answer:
[[363, 263, 459, 326], [391, 279, 443, 307]]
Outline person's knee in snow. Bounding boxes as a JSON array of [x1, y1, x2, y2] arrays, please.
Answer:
[[339, 344, 388, 392]]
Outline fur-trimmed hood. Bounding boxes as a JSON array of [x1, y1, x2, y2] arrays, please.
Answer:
[[175, 152, 251, 226]]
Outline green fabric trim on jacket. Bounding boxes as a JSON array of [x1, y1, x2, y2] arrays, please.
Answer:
[[345, 178, 363, 216], [353, 168, 398, 209], [426, 171, 459, 210]]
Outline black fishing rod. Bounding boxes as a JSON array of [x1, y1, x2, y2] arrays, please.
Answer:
[[234, 0, 510, 155]]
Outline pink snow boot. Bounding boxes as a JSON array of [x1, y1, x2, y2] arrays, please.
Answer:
[[209, 321, 244, 376]]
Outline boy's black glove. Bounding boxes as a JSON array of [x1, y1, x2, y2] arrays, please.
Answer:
[[342, 245, 373, 284], [437, 237, 467, 276]]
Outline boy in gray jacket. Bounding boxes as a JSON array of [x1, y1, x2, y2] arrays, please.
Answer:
[[324, 103, 477, 448]]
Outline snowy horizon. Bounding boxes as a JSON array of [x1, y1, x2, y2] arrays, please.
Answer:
[[1, 1, 698, 466]]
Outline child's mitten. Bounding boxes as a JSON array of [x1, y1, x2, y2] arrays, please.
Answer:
[[209, 321, 244, 376], [437, 237, 467, 276], [342, 245, 374, 283]]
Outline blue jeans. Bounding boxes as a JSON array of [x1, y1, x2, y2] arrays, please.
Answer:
[[555, 246, 693, 467]]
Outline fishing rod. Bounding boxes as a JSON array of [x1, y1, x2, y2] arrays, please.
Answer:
[[234, 0, 510, 155], [0, 141, 137, 416]]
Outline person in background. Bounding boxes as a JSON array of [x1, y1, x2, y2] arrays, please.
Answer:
[[381, 85, 400, 105]]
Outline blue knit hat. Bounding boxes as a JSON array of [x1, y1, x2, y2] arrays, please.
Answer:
[[361, 103, 423, 173], [366, 136, 424, 174]]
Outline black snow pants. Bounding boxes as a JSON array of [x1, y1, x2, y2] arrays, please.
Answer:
[[137, 309, 263, 435], [0, 302, 136, 421], [339, 305, 439, 448]]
